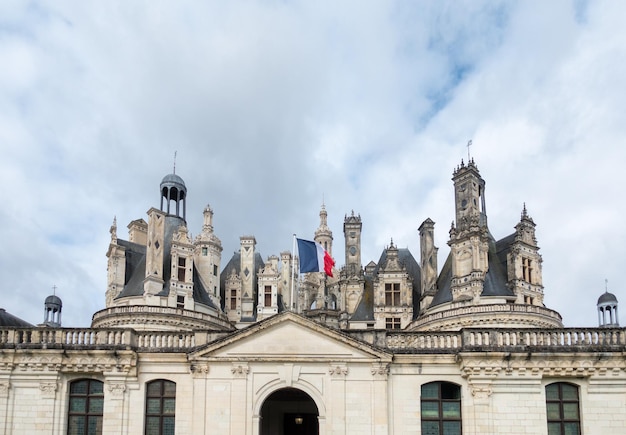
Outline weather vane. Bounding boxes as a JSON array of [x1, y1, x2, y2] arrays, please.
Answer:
[[173, 150, 177, 174], [467, 140, 472, 161]]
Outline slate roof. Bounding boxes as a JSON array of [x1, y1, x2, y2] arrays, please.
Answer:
[[598, 292, 618, 304], [430, 233, 515, 307], [0, 308, 34, 327], [115, 215, 218, 310]]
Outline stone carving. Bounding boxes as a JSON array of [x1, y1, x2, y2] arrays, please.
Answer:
[[371, 363, 390, 377], [329, 364, 348, 377], [231, 364, 249, 378], [107, 383, 127, 397], [191, 363, 210, 377], [470, 385, 493, 398], [39, 382, 57, 398], [0, 381, 9, 397]]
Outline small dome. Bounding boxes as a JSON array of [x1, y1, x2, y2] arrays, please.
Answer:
[[45, 295, 63, 307], [598, 292, 618, 305], [161, 173, 186, 189]]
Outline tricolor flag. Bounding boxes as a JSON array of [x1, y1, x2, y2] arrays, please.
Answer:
[[296, 238, 335, 277]]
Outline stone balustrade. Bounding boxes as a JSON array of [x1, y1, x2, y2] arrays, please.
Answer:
[[0, 327, 195, 351], [1, 326, 624, 353]]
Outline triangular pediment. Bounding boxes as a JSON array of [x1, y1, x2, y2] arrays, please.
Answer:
[[191, 312, 391, 362]]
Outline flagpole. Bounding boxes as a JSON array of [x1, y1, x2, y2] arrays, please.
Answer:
[[291, 234, 296, 311]]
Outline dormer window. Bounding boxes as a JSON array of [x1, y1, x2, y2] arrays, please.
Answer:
[[385, 283, 401, 306]]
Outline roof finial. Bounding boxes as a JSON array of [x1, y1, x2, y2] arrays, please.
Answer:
[[52, 285, 57, 296], [173, 150, 177, 174], [605, 278, 609, 293], [467, 139, 472, 162]]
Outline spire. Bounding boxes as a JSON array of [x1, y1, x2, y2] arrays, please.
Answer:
[[110, 216, 117, 243], [315, 201, 333, 256]]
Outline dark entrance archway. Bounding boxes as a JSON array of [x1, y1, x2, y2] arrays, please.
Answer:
[[260, 387, 319, 435]]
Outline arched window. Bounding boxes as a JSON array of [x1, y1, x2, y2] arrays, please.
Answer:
[[546, 382, 580, 435], [421, 381, 462, 435], [145, 379, 176, 435], [67, 379, 104, 435]]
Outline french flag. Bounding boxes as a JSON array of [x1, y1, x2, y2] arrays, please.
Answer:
[[296, 238, 335, 277]]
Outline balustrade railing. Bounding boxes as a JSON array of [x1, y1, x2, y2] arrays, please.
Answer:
[[2, 326, 624, 352]]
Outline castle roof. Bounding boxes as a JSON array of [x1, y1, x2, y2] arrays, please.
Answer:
[[0, 308, 34, 327]]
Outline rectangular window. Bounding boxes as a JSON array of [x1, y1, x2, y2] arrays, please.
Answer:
[[546, 383, 580, 435], [385, 283, 401, 306], [176, 296, 184, 309], [264, 285, 272, 307], [201, 247, 208, 256], [213, 264, 218, 276], [386, 318, 401, 329], [68, 379, 104, 435], [523, 258, 533, 282], [230, 289, 237, 310], [177, 257, 186, 282], [421, 382, 462, 435]]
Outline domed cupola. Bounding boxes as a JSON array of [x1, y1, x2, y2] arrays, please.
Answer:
[[598, 281, 619, 327], [43, 291, 62, 327], [160, 173, 187, 220]]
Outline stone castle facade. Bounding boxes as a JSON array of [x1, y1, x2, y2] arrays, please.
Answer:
[[0, 159, 624, 434]]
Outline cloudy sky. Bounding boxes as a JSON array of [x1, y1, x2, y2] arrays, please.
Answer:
[[1, 1, 624, 328]]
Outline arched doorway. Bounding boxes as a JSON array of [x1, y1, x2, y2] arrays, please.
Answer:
[[260, 387, 319, 435]]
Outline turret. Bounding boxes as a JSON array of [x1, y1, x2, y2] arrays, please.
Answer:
[[448, 160, 490, 302], [343, 211, 362, 277], [194, 205, 223, 304], [314, 202, 333, 256], [507, 204, 544, 305]]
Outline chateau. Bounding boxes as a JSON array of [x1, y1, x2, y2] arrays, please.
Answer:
[[0, 159, 624, 435]]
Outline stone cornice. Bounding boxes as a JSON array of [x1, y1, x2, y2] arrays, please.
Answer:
[[0, 349, 136, 375], [459, 352, 626, 379]]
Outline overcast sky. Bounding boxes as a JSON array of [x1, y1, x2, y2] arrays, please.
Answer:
[[1, 1, 624, 328]]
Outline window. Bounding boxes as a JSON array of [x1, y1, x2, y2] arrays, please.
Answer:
[[177, 257, 186, 282], [176, 295, 184, 309], [201, 247, 208, 256], [145, 380, 176, 435], [213, 264, 218, 276], [264, 285, 272, 307], [67, 379, 104, 435], [230, 289, 237, 310], [421, 382, 462, 435], [386, 317, 401, 329], [523, 258, 533, 282], [546, 383, 580, 435], [385, 283, 401, 306]]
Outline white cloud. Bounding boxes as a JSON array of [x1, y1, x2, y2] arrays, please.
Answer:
[[0, 1, 624, 327]]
